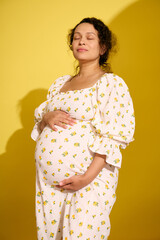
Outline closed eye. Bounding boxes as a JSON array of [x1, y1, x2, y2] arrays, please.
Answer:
[[73, 37, 94, 40]]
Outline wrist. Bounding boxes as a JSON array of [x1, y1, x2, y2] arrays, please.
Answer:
[[42, 112, 48, 124], [39, 121, 44, 132], [39, 114, 47, 131]]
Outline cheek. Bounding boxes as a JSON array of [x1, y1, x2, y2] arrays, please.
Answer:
[[72, 40, 77, 48], [72, 42, 78, 53], [89, 40, 100, 50], [90, 44, 101, 55]]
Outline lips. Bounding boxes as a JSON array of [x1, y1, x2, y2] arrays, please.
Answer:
[[77, 48, 88, 52]]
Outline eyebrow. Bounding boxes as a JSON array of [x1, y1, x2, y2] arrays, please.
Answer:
[[74, 32, 96, 35]]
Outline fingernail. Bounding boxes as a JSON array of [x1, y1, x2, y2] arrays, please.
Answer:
[[59, 182, 63, 186]]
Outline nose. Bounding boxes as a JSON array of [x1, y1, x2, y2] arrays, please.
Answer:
[[79, 37, 85, 45]]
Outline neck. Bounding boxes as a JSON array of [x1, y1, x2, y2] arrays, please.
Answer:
[[77, 61, 103, 78]]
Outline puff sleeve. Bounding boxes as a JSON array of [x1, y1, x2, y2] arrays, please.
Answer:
[[31, 75, 70, 141], [88, 73, 135, 168]]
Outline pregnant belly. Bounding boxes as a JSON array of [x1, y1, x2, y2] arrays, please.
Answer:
[[35, 121, 94, 185]]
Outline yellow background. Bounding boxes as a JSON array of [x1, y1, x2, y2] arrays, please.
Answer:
[[1, 0, 160, 239]]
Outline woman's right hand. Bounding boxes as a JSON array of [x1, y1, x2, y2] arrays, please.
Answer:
[[39, 110, 77, 132]]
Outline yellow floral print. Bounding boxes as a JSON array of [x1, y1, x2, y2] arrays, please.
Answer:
[[31, 73, 135, 240]]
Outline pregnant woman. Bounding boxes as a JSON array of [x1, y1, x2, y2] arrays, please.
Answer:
[[31, 17, 135, 240]]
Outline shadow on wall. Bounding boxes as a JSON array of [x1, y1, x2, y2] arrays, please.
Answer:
[[108, 0, 160, 240], [0, 89, 47, 240], [0, 0, 160, 240]]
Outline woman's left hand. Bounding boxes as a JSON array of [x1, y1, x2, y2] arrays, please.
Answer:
[[56, 174, 90, 191]]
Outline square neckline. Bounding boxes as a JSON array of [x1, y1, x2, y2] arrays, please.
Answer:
[[58, 72, 107, 94]]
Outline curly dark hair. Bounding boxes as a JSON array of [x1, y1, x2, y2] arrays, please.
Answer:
[[67, 17, 117, 73]]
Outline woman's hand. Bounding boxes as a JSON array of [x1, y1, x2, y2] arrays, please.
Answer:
[[56, 174, 90, 191], [56, 153, 107, 191], [40, 110, 77, 132]]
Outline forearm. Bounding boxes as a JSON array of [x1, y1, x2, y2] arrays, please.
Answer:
[[83, 153, 106, 183]]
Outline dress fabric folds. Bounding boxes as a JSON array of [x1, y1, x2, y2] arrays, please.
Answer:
[[31, 73, 135, 240]]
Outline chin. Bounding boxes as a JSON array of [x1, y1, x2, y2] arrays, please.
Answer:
[[74, 55, 96, 63]]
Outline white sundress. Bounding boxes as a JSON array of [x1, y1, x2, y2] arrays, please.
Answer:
[[31, 73, 135, 240]]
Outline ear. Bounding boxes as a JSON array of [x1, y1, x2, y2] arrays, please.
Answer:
[[100, 45, 107, 55]]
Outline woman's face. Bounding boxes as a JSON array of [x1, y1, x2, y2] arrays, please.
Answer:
[[72, 23, 104, 64]]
